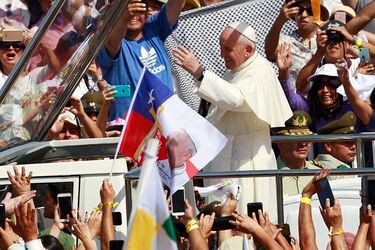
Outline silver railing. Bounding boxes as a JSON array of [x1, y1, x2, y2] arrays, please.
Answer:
[[124, 133, 375, 223]]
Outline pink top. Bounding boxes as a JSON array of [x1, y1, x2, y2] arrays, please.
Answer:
[[28, 14, 75, 71]]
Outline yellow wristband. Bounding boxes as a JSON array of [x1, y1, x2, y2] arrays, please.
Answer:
[[186, 220, 199, 233], [93, 201, 119, 211], [354, 37, 362, 49], [329, 229, 344, 237], [300, 197, 311, 205]]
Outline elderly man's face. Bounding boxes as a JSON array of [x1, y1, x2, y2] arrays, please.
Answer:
[[167, 131, 194, 169], [219, 28, 249, 70]]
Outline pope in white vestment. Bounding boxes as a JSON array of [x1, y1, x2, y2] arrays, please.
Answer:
[[173, 22, 292, 218]]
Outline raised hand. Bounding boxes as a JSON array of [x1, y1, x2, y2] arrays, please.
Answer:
[[320, 198, 343, 230], [100, 179, 116, 203], [7, 166, 32, 196], [302, 169, 331, 198], [13, 201, 38, 242], [199, 212, 215, 240], [278, 0, 299, 22], [229, 213, 261, 235], [173, 46, 203, 79], [1, 191, 36, 217]]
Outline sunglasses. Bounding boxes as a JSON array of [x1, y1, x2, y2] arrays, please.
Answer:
[[0, 42, 26, 51], [298, 6, 313, 16]]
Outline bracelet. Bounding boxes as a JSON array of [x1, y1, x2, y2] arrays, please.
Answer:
[[186, 219, 199, 233], [354, 37, 362, 49], [329, 229, 344, 237], [300, 197, 311, 205], [93, 201, 119, 211]]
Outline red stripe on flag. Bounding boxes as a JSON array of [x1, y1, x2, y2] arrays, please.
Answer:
[[185, 160, 199, 179], [119, 111, 154, 162]]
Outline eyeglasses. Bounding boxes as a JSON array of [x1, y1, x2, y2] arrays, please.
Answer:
[[0, 42, 26, 51], [298, 6, 313, 16]]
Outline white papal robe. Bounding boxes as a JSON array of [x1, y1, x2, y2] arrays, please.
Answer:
[[195, 51, 292, 219]]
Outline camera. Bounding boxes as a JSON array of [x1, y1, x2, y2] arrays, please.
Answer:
[[326, 29, 344, 45], [322, 20, 345, 45]]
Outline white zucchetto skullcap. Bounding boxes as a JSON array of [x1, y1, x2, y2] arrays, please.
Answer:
[[227, 22, 257, 44]]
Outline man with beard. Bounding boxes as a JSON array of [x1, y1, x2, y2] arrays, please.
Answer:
[[97, 0, 185, 127], [265, 0, 329, 91]]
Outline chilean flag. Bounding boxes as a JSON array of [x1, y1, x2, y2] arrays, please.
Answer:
[[119, 70, 227, 192]]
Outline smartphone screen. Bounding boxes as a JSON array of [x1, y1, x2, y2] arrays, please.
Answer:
[[112, 211, 122, 226], [315, 178, 334, 208], [367, 179, 375, 209], [109, 240, 124, 250], [247, 202, 263, 221], [276, 223, 291, 243], [359, 48, 370, 63], [0, 204, 5, 229], [171, 189, 185, 215], [58, 194, 72, 222]]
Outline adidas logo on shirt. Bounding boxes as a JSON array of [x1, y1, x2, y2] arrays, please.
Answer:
[[139, 47, 165, 74]]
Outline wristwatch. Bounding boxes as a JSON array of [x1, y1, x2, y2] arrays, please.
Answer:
[[197, 68, 205, 81]]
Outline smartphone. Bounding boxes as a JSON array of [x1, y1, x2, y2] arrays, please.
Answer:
[[212, 216, 236, 231], [109, 240, 124, 250], [247, 202, 263, 221], [314, 178, 335, 208], [361, 176, 375, 210], [359, 48, 371, 63], [57, 193, 72, 223], [171, 188, 185, 216], [334, 11, 347, 24], [2, 29, 24, 42], [112, 211, 122, 226], [113, 85, 131, 98], [0, 204, 5, 229], [276, 223, 291, 243]]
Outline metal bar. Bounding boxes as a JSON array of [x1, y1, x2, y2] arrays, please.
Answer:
[[38, 0, 131, 139], [0, 0, 66, 103], [356, 138, 364, 168], [275, 175, 284, 224], [125, 176, 133, 222], [271, 133, 375, 142], [125, 168, 375, 180]]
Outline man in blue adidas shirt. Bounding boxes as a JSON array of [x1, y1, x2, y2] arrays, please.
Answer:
[[97, 0, 186, 126]]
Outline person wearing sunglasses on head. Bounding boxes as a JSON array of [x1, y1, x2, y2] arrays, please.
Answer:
[[0, 27, 26, 90], [265, 0, 329, 92]]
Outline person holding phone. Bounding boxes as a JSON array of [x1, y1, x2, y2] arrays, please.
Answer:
[[97, 0, 187, 126], [265, 0, 329, 92]]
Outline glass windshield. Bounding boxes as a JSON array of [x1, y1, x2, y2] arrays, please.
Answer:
[[0, 1, 119, 150]]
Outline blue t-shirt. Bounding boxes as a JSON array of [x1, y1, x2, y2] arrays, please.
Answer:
[[97, 5, 176, 121]]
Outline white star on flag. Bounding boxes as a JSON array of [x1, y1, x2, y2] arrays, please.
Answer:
[[148, 89, 155, 105]]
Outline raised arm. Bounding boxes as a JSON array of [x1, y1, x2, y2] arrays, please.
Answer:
[[346, 1, 375, 35], [105, 0, 145, 57], [336, 61, 373, 125], [165, 0, 186, 28], [320, 199, 348, 250], [296, 30, 326, 95], [353, 205, 373, 250], [277, 42, 310, 112], [264, 0, 299, 60], [299, 169, 331, 250]]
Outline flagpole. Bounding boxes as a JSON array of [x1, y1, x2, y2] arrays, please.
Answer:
[[109, 66, 148, 180]]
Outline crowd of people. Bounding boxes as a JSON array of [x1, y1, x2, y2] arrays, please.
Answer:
[[1, 0, 375, 249]]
